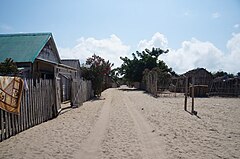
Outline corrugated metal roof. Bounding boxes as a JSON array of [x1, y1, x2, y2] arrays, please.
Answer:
[[0, 33, 52, 63]]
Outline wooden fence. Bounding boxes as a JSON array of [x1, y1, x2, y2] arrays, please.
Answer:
[[71, 79, 93, 107], [0, 78, 57, 142]]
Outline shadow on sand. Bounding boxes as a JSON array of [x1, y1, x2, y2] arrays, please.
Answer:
[[185, 110, 201, 119], [118, 88, 141, 92], [90, 96, 106, 102]]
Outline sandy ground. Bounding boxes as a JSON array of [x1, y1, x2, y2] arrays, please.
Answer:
[[0, 86, 240, 159]]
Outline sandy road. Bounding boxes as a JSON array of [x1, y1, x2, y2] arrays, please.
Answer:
[[75, 87, 164, 159], [123, 91, 166, 159]]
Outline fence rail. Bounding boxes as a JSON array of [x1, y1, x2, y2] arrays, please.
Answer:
[[0, 78, 57, 142]]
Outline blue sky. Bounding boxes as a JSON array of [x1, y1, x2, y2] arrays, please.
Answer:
[[0, 0, 240, 74]]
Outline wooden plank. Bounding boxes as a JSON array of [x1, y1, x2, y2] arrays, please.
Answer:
[[44, 80, 47, 121], [40, 79, 44, 123], [0, 110, 4, 141], [28, 79, 33, 127], [38, 79, 42, 123], [51, 80, 54, 118], [10, 113, 16, 136], [30, 78, 34, 127], [45, 80, 48, 120], [22, 84, 27, 131], [8, 112, 12, 138], [14, 111, 19, 134], [37, 80, 41, 124], [45, 80, 50, 121], [25, 86, 29, 129], [43, 80, 46, 121], [26, 85, 31, 129], [26, 79, 31, 127], [40, 79, 43, 123], [34, 81, 38, 125], [39, 80, 42, 124], [33, 80, 37, 126], [50, 80, 54, 119], [18, 90, 23, 132], [4, 111, 9, 139]]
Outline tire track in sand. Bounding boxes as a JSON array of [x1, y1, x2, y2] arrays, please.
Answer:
[[74, 89, 113, 159], [122, 90, 166, 159]]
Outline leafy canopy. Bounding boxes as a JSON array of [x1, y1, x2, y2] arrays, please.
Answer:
[[119, 48, 174, 82], [82, 54, 113, 96]]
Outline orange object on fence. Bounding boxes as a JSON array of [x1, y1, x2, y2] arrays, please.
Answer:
[[0, 76, 24, 114]]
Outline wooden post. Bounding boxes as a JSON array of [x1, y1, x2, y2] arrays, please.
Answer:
[[191, 77, 195, 114], [184, 77, 188, 111], [154, 71, 158, 97], [175, 78, 178, 97]]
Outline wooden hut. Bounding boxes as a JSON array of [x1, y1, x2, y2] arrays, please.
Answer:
[[0, 33, 78, 111], [184, 68, 213, 86], [0, 33, 62, 79], [61, 59, 81, 79], [170, 68, 213, 97]]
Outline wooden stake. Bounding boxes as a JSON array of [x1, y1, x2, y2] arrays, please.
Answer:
[[191, 77, 195, 114], [184, 77, 188, 111]]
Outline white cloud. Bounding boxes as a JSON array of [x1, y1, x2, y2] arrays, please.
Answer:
[[137, 32, 168, 51], [138, 32, 240, 74], [212, 12, 221, 19], [224, 33, 240, 73], [161, 39, 224, 74], [58, 34, 130, 67], [234, 24, 239, 28]]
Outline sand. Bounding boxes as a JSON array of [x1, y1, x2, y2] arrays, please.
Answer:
[[0, 86, 240, 159]]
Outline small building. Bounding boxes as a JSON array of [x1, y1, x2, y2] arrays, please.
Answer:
[[0, 33, 62, 79], [61, 59, 81, 79], [170, 68, 213, 97], [184, 68, 213, 86], [0, 33, 78, 109]]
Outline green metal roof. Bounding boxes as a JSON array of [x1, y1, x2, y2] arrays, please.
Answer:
[[0, 33, 52, 63]]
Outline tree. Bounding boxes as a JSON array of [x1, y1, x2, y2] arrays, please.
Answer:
[[119, 47, 173, 83], [82, 54, 113, 96], [0, 58, 19, 75], [212, 71, 234, 79]]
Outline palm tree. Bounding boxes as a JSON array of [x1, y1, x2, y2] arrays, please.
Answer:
[[0, 58, 19, 75]]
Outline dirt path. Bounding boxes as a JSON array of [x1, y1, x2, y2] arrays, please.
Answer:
[[123, 91, 166, 159], [74, 87, 165, 159], [74, 89, 113, 158]]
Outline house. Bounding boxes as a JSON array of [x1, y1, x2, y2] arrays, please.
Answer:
[[170, 68, 213, 97], [184, 68, 213, 87], [61, 59, 81, 79], [0, 33, 62, 79], [0, 33, 78, 108]]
